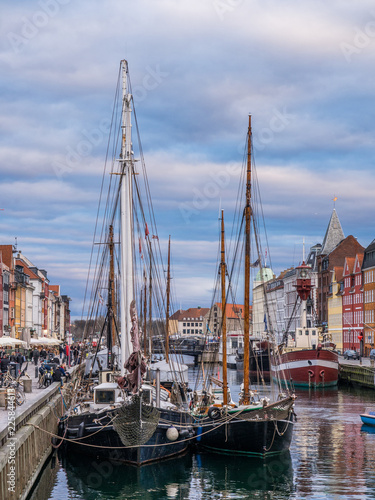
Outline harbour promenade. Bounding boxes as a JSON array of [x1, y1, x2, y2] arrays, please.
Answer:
[[0, 360, 79, 500]]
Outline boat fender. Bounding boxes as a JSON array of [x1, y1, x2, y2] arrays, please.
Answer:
[[319, 370, 325, 378], [208, 406, 222, 420], [77, 421, 85, 439], [178, 429, 190, 439], [166, 426, 179, 441], [308, 369, 314, 377]]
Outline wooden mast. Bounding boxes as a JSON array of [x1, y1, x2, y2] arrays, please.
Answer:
[[242, 115, 252, 405], [221, 210, 228, 406], [165, 235, 171, 363]]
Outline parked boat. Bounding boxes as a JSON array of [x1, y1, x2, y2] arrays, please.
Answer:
[[236, 338, 271, 381], [360, 409, 375, 427], [190, 117, 295, 457], [58, 60, 193, 466], [271, 263, 339, 388], [219, 331, 243, 369]]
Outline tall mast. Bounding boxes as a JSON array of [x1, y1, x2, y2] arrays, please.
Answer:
[[220, 210, 228, 406], [120, 60, 134, 375], [148, 249, 152, 356], [143, 269, 147, 355], [109, 225, 116, 350], [242, 115, 252, 405], [165, 236, 171, 363]]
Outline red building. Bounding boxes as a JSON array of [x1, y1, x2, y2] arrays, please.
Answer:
[[342, 253, 364, 352]]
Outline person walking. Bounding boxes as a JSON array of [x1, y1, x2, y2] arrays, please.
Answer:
[[33, 348, 40, 366], [1, 354, 10, 373], [16, 351, 23, 371]]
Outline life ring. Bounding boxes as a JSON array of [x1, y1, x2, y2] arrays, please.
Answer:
[[208, 406, 222, 420], [319, 370, 325, 378]]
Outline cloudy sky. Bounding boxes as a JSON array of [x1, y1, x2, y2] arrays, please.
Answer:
[[1, 0, 375, 319]]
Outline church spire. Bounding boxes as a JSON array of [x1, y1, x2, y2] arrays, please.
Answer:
[[321, 208, 345, 255]]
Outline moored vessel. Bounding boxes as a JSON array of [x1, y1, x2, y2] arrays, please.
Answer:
[[190, 116, 295, 456], [271, 263, 339, 388], [58, 60, 193, 466]]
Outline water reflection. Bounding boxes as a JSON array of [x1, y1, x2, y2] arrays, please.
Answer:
[[59, 451, 192, 500], [45, 450, 293, 500], [192, 451, 293, 499], [29, 382, 375, 499]]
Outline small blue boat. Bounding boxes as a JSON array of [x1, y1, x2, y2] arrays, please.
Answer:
[[360, 410, 375, 427]]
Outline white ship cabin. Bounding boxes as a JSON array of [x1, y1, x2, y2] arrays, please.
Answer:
[[219, 331, 244, 358], [93, 382, 122, 408], [288, 327, 319, 350]]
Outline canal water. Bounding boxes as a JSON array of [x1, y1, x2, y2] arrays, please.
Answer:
[[28, 368, 375, 500]]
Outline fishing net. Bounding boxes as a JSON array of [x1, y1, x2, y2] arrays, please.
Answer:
[[112, 395, 160, 446]]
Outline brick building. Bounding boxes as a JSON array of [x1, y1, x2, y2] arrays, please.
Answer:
[[362, 239, 375, 355], [317, 212, 364, 330]]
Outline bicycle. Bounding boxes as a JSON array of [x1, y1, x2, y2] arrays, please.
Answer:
[[0, 364, 31, 389], [37, 367, 53, 389], [6, 382, 26, 406]]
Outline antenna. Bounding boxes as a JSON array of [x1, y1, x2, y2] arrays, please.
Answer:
[[302, 237, 305, 262]]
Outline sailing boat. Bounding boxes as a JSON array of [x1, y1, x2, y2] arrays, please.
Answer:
[[191, 117, 295, 456], [58, 60, 193, 466]]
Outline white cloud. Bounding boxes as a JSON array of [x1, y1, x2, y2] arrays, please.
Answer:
[[0, 0, 374, 317]]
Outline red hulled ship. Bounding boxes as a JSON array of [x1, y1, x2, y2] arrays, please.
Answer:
[[271, 263, 339, 388]]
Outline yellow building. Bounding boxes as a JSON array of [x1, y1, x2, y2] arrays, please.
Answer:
[[327, 266, 343, 351]]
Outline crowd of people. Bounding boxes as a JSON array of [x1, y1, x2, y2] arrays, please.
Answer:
[[0, 342, 84, 386]]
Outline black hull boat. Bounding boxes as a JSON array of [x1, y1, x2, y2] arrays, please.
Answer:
[[190, 117, 295, 457], [193, 397, 294, 457], [59, 404, 192, 466], [57, 60, 193, 467]]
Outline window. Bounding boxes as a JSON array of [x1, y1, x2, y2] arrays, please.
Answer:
[[187, 329, 190, 334], [183, 323, 186, 327]]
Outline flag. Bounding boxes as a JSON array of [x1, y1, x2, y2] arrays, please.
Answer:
[[333, 196, 338, 202], [250, 258, 260, 268], [98, 293, 104, 305], [139, 238, 143, 259], [145, 223, 149, 237], [152, 235, 159, 240]]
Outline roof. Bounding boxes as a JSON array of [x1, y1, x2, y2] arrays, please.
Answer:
[[215, 303, 247, 319], [0, 245, 14, 269], [333, 266, 344, 283], [254, 267, 274, 283], [344, 257, 355, 276], [16, 259, 40, 280], [171, 307, 210, 321], [50, 285, 60, 295], [321, 208, 345, 255]]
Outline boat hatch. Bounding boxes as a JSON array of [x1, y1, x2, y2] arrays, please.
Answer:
[[141, 388, 152, 404], [99, 370, 117, 384]]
